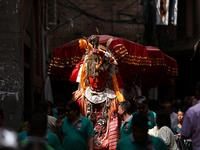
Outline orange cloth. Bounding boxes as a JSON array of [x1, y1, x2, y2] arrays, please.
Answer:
[[80, 62, 88, 90], [111, 74, 125, 102]]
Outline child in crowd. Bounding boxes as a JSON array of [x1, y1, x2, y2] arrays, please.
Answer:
[[173, 109, 193, 150]]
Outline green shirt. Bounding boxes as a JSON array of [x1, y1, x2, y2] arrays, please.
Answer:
[[172, 124, 181, 134], [132, 110, 156, 129], [52, 108, 60, 119], [116, 133, 169, 150], [18, 130, 63, 150], [60, 115, 94, 150], [120, 115, 133, 139], [21, 140, 54, 150]]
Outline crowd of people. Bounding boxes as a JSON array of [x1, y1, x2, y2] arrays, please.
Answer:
[[0, 81, 200, 150]]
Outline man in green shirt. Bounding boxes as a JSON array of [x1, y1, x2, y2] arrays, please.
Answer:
[[118, 101, 133, 139], [18, 130, 62, 150], [18, 106, 63, 150], [55, 100, 94, 150], [20, 113, 54, 150], [53, 94, 68, 119], [116, 113, 169, 150], [132, 96, 156, 129]]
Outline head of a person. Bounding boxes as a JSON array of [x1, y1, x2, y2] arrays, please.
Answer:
[[118, 101, 131, 116], [23, 107, 31, 122], [131, 113, 148, 144], [174, 100, 183, 110], [135, 96, 148, 114], [27, 106, 44, 130], [55, 94, 67, 113], [177, 109, 185, 123], [29, 113, 47, 137], [38, 100, 51, 115], [0, 109, 4, 127], [162, 95, 173, 111], [123, 80, 134, 92], [196, 81, 200, 100], [65, 100, 80, 120], [148, 99, 158, 112], [183, 96, 191, 106], [156, 110, 171, 129]]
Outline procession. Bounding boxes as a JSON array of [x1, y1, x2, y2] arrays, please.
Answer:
[[1, 0, 200, 150]]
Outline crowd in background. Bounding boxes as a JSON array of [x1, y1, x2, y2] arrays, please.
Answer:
[[0, 82, 200, 150]]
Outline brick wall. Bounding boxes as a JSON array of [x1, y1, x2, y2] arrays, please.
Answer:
[[47, 0, 145, 55]]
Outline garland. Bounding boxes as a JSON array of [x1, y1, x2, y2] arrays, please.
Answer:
[[96, 53, 105, 70]]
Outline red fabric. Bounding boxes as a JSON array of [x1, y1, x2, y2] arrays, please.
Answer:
[[48, 35, 150, 79], [48, 36, 178, 90], [69, 60, 84, 82]]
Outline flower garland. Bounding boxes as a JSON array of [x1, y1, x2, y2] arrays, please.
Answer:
[[95, 53, 105, 70]]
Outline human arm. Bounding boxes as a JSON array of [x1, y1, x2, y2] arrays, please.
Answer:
[[54, 115, 64, 141], [181, 111, 192, 140], [87, 119, 95, 150], [88, 136, 94, 150]]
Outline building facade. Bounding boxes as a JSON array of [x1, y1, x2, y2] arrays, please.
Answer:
[[0, 0, 44, 128]]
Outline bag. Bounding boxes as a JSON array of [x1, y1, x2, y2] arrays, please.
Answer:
[[176, 138, 185, 150]]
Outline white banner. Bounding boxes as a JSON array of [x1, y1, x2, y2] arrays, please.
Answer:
[[156, 0, 170, 25], [156, 0, 178, 25]]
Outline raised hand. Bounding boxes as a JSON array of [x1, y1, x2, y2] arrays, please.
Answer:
[[56, 115, 64, 129]]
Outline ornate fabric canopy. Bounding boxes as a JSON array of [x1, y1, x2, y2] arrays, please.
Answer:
[[48, 35, 151, 78], [138, 46, 178, 89], [48, 36, 178, 90]]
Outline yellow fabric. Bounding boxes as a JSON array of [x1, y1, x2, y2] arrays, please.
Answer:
[[111, 74, 125, 102]]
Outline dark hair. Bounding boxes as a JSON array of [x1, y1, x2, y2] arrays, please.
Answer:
[[184, 96, 190, 102], [23, 142, 47, 150], [148, 99, 159, 111], [55, 94, 68, 104], [135, 96, 147, 105], [29, 113, 47, 135], [156, 110, 171, 129], [162, 95, 173, 103], [38, 100, 50, 113], [119, 101, 131, 114], [66, 100, 80, 114], [28, 106, 44, 121], [23, 107, 31, 122], [175, 101, 183, 110], [132, 113, 148, 128], [196, 81, 200, 93], [177, 109, 185, 114], [0, 108, 4, 119]]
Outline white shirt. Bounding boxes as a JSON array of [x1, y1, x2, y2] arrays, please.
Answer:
[[47, 115, 57, 133], [157, 126, 179, 150], [148, 126, 159, 137]]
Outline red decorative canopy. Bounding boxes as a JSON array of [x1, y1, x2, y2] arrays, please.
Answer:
[[48, 36, 178, 90], [138, 46, 178, 89], [48, 35, 151, 78]]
